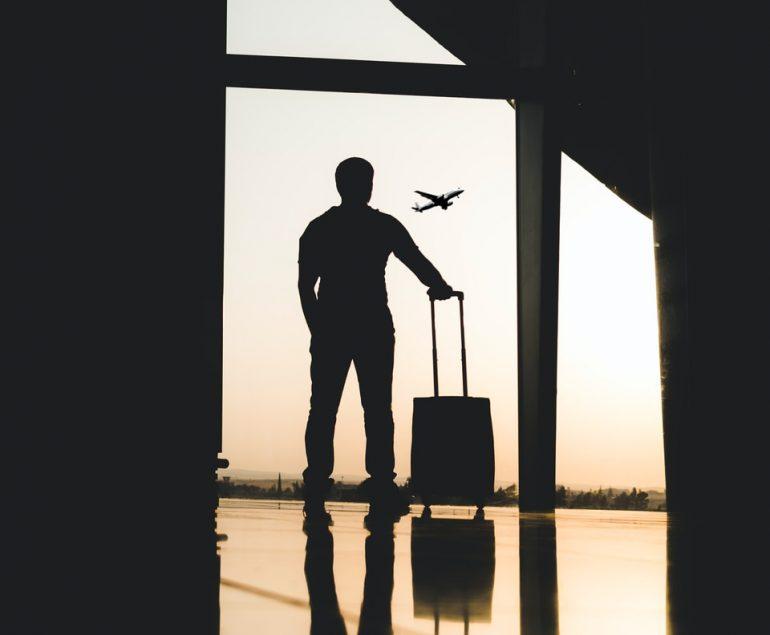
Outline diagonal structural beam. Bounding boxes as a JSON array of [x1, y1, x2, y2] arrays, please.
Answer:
[[225, 54, 544, 100]]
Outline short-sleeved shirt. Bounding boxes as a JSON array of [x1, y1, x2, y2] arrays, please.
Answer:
[[299, 205, 436, 322]]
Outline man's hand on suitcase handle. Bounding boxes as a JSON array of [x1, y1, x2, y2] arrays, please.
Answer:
[[428, 284, 462, 301]]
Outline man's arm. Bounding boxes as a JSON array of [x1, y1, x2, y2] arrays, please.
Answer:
[[392, 221, 453, 299], [298, 264, 319, 332], [298, 230, 320, 332]]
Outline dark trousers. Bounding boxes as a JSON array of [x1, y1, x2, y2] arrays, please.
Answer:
[[303, 322, 396, 496]]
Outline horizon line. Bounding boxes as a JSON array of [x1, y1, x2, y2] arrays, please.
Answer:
[[218, 467, 667, 491]]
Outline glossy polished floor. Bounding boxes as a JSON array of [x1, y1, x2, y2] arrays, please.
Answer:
[[218, 500, 670, 634]]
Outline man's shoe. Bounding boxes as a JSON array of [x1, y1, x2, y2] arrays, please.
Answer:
[[369, 498, 410, 520], [302, 500, 332, 527], [368, 483, 411, 519]]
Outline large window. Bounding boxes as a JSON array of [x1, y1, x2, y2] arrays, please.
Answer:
[[557, 156, 664, 491], [223, 88, 516, 484], [221, 89, 664, 491]]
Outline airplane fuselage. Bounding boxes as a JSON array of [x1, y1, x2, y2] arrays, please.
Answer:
[[412, 188, 465, 212]]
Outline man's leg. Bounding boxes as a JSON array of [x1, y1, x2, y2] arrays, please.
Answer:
[[303, 335, 351, 508], [353, 330, 396, 485]]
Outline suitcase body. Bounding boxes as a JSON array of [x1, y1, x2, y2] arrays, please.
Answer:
[[412, 396, 494, 504], [411, 292, 495, 507]]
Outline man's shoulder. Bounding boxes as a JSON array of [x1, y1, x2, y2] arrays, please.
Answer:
[[369, 207, 406, 232], [302, 207, 337, 237], [302, 206, 405, 237]]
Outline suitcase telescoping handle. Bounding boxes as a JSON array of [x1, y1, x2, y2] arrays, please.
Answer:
[[430, 290, 468, 398]]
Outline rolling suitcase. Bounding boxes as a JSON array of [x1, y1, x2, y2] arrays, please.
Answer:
[[411, 291, 495, 509]]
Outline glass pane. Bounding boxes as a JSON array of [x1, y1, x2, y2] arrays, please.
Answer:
[[223, 88, 515, 485], [227, 0, 462, 64], [557, 155, 664, 492], [222, 88, 663, 494]]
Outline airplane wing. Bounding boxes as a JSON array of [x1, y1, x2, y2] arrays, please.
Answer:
[[415, 190, 440, 202]]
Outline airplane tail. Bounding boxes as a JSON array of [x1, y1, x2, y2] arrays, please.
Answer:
[[412, 203, 422, 212]]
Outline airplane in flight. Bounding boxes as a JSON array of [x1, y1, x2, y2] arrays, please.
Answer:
[[411, 188, 464, 213]]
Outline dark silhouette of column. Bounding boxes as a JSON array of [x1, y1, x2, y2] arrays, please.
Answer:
[[519, 514, 559, 635], [643, 6, 767, 631], [666, 519, 695, 635], [644, 3, 691, 515], [516, 0, 562, 512]]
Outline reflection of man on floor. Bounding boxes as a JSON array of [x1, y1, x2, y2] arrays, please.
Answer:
[[358, 516, 396, 635], [299, 157, 453, 521], [304, 523, 347, 635], [303, 515, 396, 635]]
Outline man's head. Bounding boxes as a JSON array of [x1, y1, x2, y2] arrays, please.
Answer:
[[335, 157, 374, 204]]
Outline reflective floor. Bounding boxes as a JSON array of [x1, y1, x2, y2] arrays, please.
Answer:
[[218, 500, 670, 634]]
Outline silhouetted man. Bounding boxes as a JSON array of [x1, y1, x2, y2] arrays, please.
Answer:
[[299, 157, 453, 521]]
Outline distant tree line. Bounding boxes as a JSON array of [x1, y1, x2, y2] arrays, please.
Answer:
[[555, 485, 651, 510], [217, 478, 304, 500], [216, 477, 412, 503], [217, 478, 655, 511]]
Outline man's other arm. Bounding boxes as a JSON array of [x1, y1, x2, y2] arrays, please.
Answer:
[[391, 220, 453, 299], [298, 229, 320, 332]]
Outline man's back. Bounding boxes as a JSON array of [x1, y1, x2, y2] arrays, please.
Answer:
[[299, 204, 417, 319]]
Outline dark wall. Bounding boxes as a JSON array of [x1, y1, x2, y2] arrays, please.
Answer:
[[12, 3, 224, 633], [646, 3, 768, 631], [647, 1, 767, 523]]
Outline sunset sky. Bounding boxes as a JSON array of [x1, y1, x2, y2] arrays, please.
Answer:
[[222, 1, 665, 489]]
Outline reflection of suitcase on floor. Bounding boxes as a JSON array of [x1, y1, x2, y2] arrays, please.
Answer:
[[411, 516, 496, 627], [411, 292, 495, 508]]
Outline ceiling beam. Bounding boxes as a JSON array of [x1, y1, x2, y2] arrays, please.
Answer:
[[225, 54, 544, 100]]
